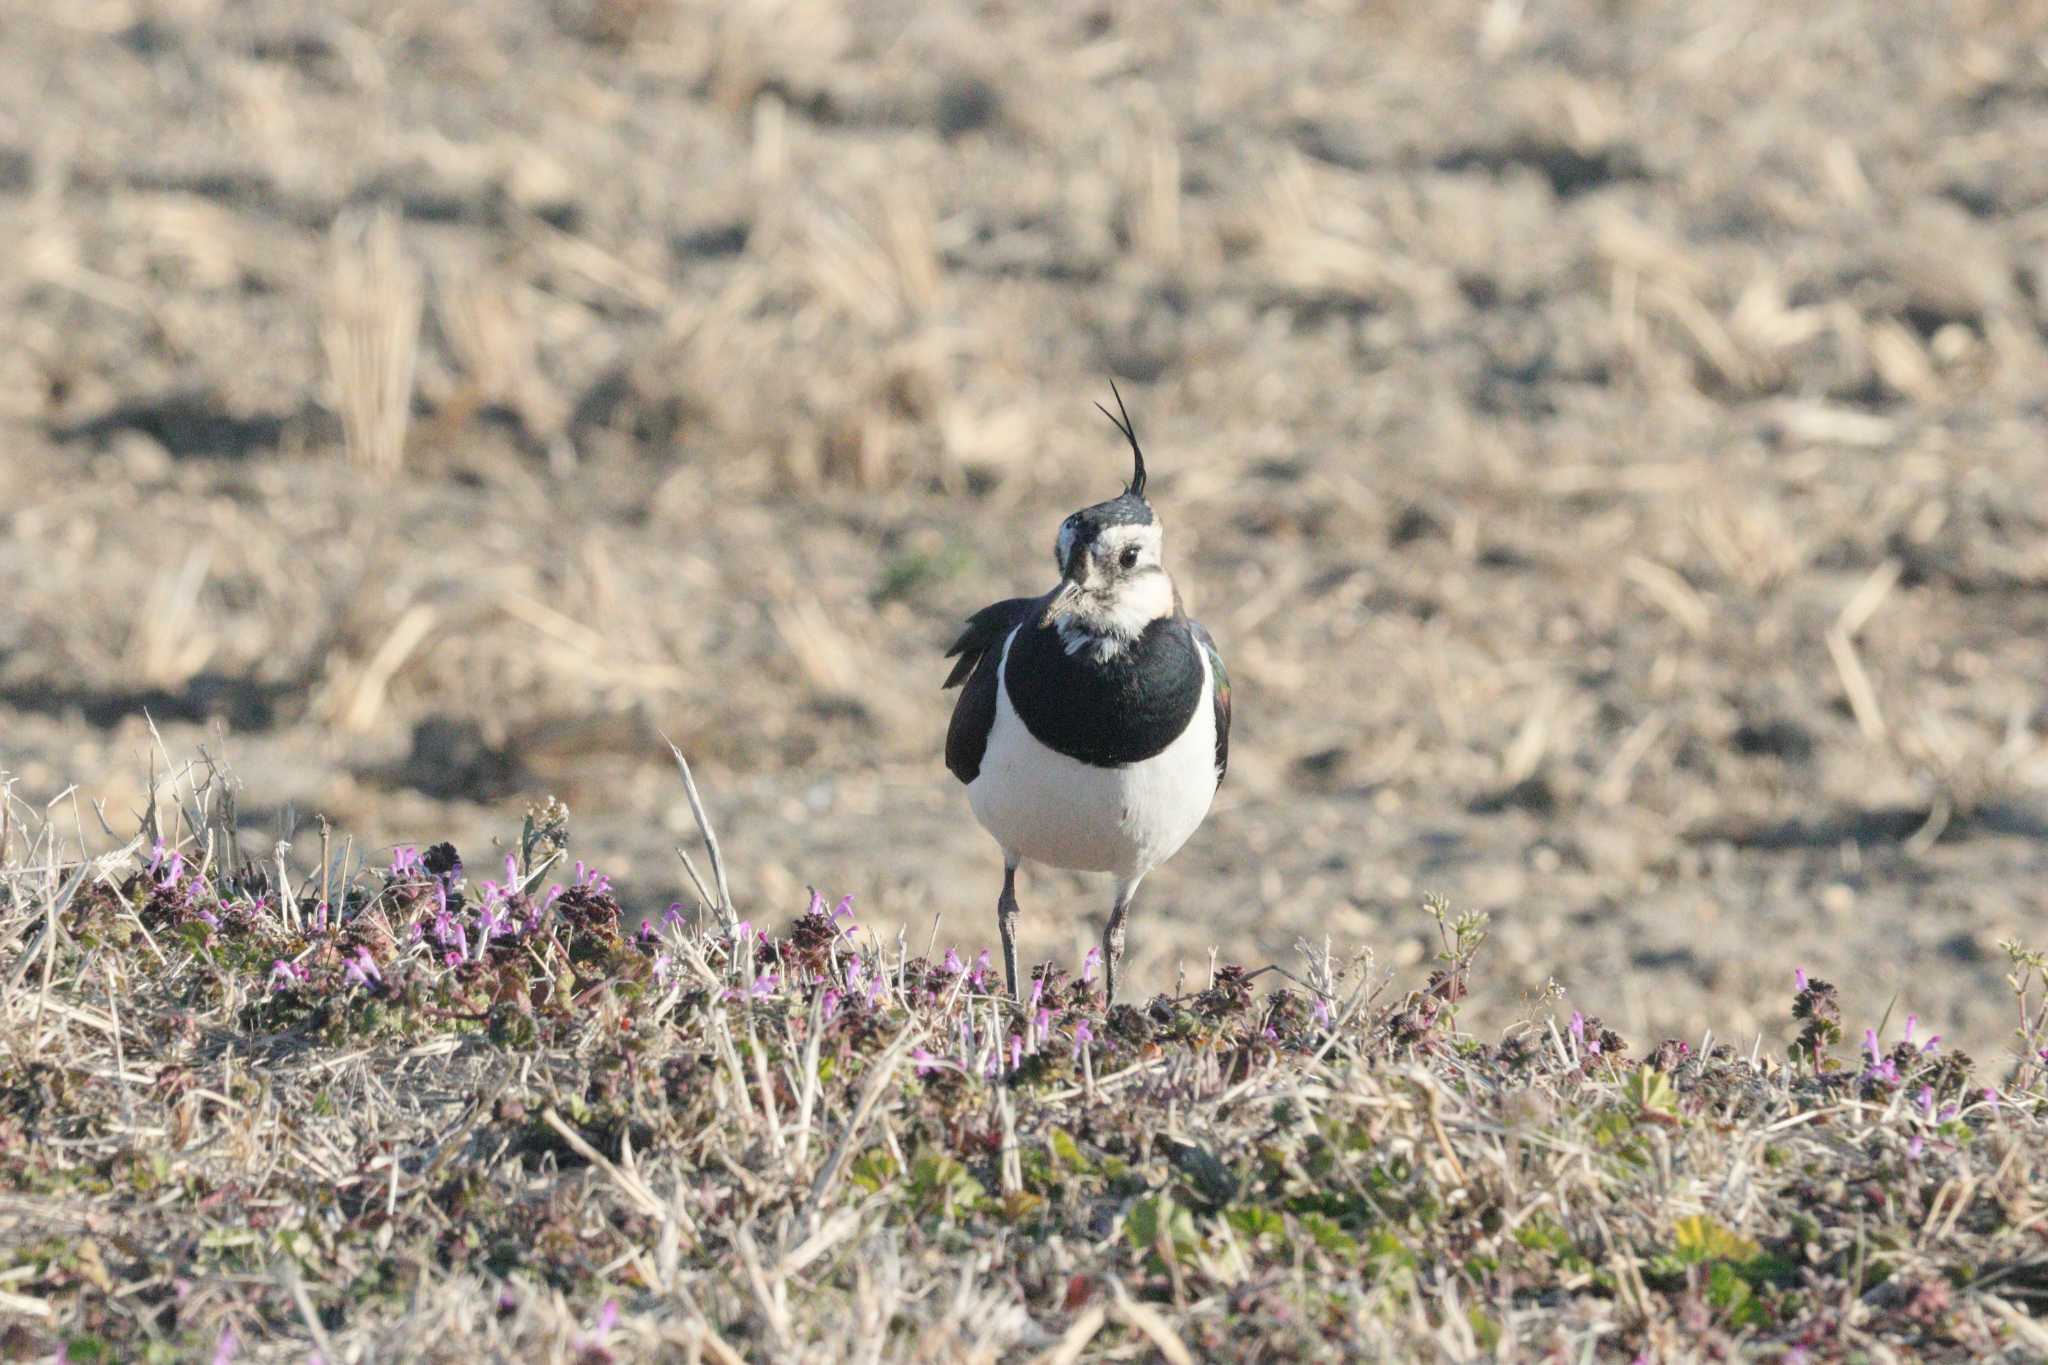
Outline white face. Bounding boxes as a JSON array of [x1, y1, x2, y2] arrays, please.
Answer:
[[1053, 521, 1174, 656]]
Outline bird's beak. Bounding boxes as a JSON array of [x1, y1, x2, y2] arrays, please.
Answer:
[[1040, 566, 1088, 627]]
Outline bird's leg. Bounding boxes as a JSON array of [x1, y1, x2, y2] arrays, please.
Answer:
[[1103, 877, 1142, 1005], [997, 858, 1022, 998]]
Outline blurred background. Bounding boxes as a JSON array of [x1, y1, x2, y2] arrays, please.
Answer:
[[2, 0, 2045, 1055]]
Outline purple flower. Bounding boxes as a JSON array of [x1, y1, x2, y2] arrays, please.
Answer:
[[1794, 967, 1808, 992], [1033, 1007, 1052, 1042], [1072, 1020, 1095, 1059], [911, 1047, 942, 1077], [344, 947, 382, 990], [1569, 1011, 1586, 1049], [1312, 996, 1334, 1028], [1863, 1028, 1881, 1062], [1919, 1086, 1935, 1118], [1009, 1034, 1023, 1070], [574, 1299, 619, 1364], [820, 989, 842, 1023], [1029, 977, 1044, 1009], [1984, 1088, 2001, 1116], [194, 907, 220, 931], [942, 948, 963, 975], [662, 903, 687, 932], [652, 953, 675, 986], [268, 959, 307, 992], [1907, 1135, 1924, 1160], [636, 920, 658, 945], [212, 1326, 237, 1365], [479, 902, 511, 950], [1903, 1014, 1918, 1046], [1081, 947, 1102, 985], [831, 895, 856, 926], [747, 972, 780, 999]]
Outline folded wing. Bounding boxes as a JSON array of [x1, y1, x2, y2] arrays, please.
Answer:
[[943, 596, 1043, 784], [1186, 617, 1230, 784]]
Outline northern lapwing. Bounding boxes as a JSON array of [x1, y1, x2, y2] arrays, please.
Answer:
[[943, 385, 1230, 1004]]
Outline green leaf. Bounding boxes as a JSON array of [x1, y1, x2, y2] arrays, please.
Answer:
[[1707, 1262, 1767, 1326], [1366, 1228, 1416, 1272], [1225, 1206, 1286, 1244], [1624, 1067, 1678, 1117], [1047, 1127, 1088, 1171], [908, 1152, 984, 1215], [1514, 1215, 1572, 1255], [1124, 1193, 1201, 1262], [849, 1149, 899, 1194], [1673, 1215, 1762, 1266], [1300, 1212, 1358, 1259]]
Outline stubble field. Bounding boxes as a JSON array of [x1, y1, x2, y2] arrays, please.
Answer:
[[4, 0, 2047, 1059]]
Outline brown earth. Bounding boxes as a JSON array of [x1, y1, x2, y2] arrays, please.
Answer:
[[2, 0, 2046, 1059]]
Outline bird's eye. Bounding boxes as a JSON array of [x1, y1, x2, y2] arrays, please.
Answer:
[[1118, 546, 1140, 569]]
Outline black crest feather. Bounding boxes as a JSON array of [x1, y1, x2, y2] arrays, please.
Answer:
[[1094, 379, 1147, 500]]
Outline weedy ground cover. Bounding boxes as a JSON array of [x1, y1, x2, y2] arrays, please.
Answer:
[[1, 756, 2045, 1362]]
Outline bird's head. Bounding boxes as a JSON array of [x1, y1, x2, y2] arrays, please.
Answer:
[[1041, 383, 1177, 647]]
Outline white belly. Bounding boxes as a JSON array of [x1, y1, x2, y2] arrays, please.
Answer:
[[967, 629, 1219, 879]]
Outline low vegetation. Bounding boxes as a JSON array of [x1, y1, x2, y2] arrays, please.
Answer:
[[2, 758, 2046, 1362]]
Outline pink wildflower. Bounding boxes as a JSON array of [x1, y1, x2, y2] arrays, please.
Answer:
[[344, 947, 381, 990]]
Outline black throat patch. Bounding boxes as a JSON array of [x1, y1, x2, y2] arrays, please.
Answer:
[[1002, 614, 1203, 768]]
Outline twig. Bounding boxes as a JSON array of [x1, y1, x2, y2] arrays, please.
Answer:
[[542, 1107, 667, 1219], [664, 736, 734, 927]]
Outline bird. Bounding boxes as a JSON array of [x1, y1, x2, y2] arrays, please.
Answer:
[[942, 383, 1230, 1005]]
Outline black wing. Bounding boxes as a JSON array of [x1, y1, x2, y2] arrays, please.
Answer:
[[943, 596, 1042, 785], [1186, 617, 1230, 784]]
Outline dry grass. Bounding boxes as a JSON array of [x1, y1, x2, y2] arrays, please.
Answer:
[[321, 208, 423, 476], [2, 757, 2047, 1360]]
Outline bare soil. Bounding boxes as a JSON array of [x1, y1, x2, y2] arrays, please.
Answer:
[[3, 0, 2046, 1057]]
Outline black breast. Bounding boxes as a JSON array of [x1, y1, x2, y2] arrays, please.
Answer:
[[1003, 617, 1204, 768]]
